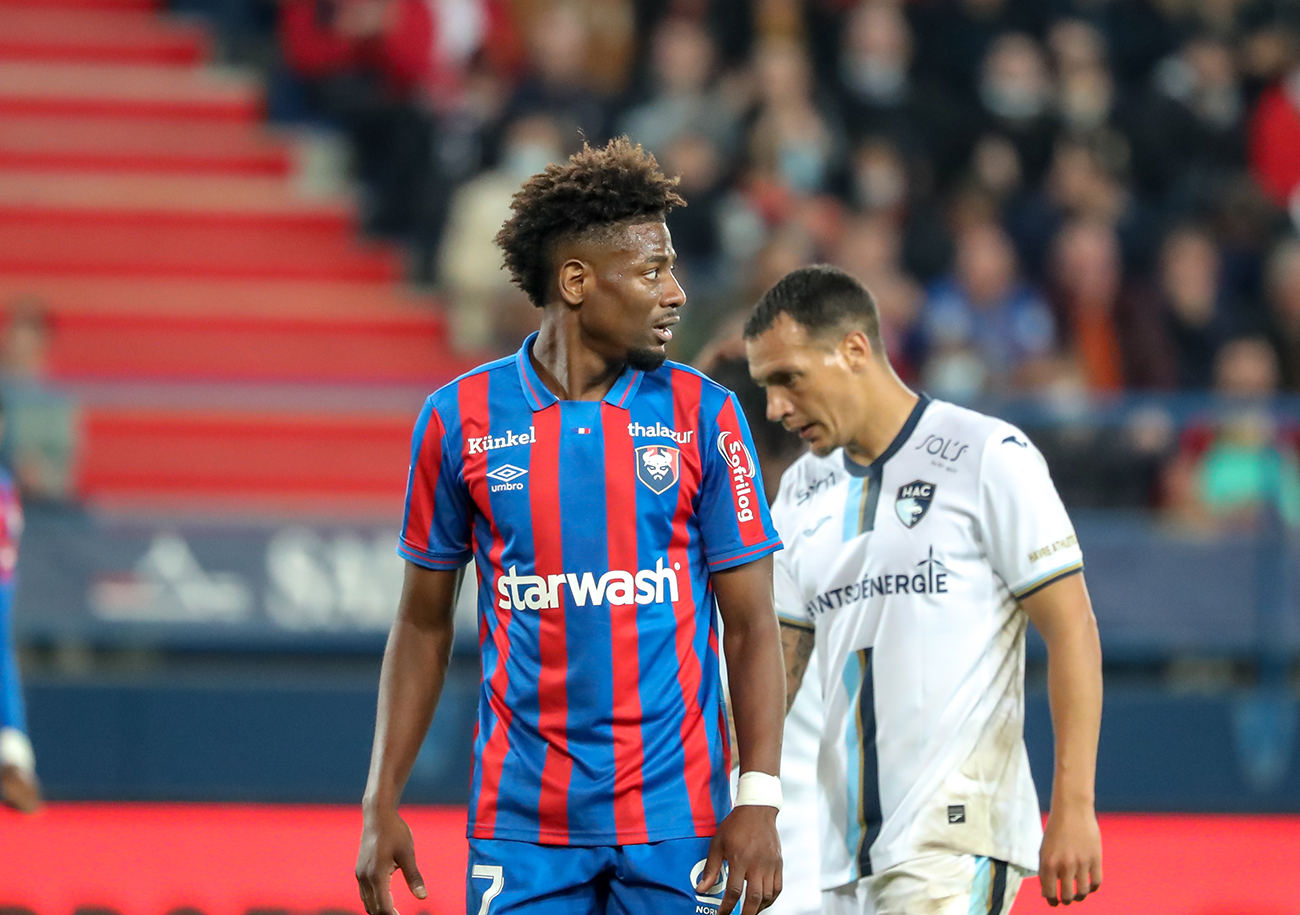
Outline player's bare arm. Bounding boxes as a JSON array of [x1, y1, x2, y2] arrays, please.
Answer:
[[357, 563, 462, 915], [1021, 572, 1103, 908], [699, 554, 785, 915], [778, 620, 814, 714]]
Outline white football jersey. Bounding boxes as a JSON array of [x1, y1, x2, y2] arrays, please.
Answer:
[[769, 649, 822, 915], [770, 395, 1083, 890]]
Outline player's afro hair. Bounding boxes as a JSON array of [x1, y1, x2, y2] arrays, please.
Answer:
[[495, 136, 686, 308]]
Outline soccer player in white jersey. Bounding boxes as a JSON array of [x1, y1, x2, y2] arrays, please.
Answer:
[[744, 266, 1103, 915]]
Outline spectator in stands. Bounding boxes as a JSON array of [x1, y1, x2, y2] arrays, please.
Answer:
[[747, 37, 846, 199], [917, 219, 1056, 400], [846, 135, 952, 282], [1133, 35, 1247, 208], [280, 0, 438, 235], [501, 2, 619, 149], [1125, 225, 1237, 390], [438, 114, 566, 349], [833, 2, 959, 183], [0, 397, 40, 813], [970, 33, 1060, 187], [659, 131, 729, 292], [1048, 217, 1125, 392], [1164, 337, 1300, 532], [829, 213, 923, 379], [908, 0, 1042, 99], [1265, 236, 1300, 389], [618, 16, 741, 161], [0, 300, 77, 504], [1250, 55, 1300, 211]]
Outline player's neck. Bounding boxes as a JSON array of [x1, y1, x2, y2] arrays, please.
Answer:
[[530, 320, 625, 402], [843, 366, 919, 467]]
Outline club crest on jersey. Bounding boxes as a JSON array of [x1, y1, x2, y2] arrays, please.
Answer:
[[636, 445, 681, 494], [895, 480, 936, 528]]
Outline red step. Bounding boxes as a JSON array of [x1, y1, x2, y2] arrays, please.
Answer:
[[0, 0, 157, 11], [0, 275, 477, 383], [0, 7, 206, 65], [50, 312, 471, 383], [0, 61, 260, 121], [0, 275, 447, 320], [0, 220, 402, 280], [0, 172, 352, 229], [0, 115, 291, 175], [81, 407, 416, 511]]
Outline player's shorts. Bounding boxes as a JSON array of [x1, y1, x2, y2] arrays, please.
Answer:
[[466, 835, 721, 915], [823, 853, 1028, 915]]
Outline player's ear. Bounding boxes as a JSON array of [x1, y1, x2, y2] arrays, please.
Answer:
[[558, 259, 588, 308], [839, 329, 874, 370]]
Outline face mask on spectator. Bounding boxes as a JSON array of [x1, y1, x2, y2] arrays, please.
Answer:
[[842, 57, 907, 104], [779, 141, 829, 194], [980, 76, 1049, 120]]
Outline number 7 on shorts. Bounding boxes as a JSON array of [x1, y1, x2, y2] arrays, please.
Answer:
[[471, 864, 504, 915]]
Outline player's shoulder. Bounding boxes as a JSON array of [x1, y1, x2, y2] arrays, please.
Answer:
[[774, 448, 841, 513], [920, 399, 1033, 458], [650, 360, 734, 399], [922, 399, 1050, 487], [425, 354, 516, 411], [640, 360, 743, 419]]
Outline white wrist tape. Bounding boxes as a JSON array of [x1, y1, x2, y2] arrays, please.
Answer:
[[0, 727, 35, 775], [734, 771, 782, 810]]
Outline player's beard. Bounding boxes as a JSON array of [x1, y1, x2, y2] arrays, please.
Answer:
[[626, 346, 667, 372]]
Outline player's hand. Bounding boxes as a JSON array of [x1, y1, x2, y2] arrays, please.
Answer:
[[1038, 802, 1102, 906], [356, 805, 427, 915], [696, 805, 782, 915]]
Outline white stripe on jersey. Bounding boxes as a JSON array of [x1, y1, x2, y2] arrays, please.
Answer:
[[771, 397, 1083, 890]]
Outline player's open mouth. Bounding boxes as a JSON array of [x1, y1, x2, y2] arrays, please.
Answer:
[[796, 423, 818, 440], [652, 317, 679, 343]]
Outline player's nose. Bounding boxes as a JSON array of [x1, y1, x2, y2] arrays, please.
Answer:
[[766, 388, 791, 423], [662, 270, 686, 308]]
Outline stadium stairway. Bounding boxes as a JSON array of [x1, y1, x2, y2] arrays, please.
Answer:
[[0, 0, 477, 517]]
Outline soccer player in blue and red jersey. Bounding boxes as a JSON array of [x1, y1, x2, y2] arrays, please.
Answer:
[[0, 402, 39, 813], [356, 138, 788, 915]]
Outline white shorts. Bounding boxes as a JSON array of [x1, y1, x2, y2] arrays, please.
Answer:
[[823, 853, 1027, 915]]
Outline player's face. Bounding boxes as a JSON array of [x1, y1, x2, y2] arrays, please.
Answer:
[[747, 313, 864, 457], [577, 221, 685, 371]]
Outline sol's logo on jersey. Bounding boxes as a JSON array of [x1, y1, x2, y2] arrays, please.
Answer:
[[635, 445, 680, 494], [895, 480, 936, 528], [717, 431, 757, 522]]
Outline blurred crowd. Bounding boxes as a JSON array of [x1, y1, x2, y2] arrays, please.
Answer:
[[5, 0, 1279, 527]]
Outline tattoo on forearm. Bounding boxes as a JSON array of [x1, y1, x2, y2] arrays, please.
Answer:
[[779, 623, 815, 714]]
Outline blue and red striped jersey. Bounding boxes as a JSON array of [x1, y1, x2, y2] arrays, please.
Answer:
[[0, 469, 20, 586], [398, 333, 782, 846]]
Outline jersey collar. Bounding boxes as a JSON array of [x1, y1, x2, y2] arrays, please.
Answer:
[[515, 331, 647, 412], [842, 393, 931, 477]]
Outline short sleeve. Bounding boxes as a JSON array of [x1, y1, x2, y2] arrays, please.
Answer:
[[774, 546, 813, 630], [979, 427, 1083, 599], [697, 392, 783, 571], [397, 397, 474, 569]]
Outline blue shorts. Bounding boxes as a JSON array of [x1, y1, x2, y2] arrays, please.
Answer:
[[466, 835, 726, 915]]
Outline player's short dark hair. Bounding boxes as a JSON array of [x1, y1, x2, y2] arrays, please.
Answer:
[[743, 265, 884, 356], [495, 136, 686, 308]]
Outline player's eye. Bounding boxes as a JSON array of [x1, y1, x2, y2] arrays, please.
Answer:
[[646, 268, 660, 279]]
